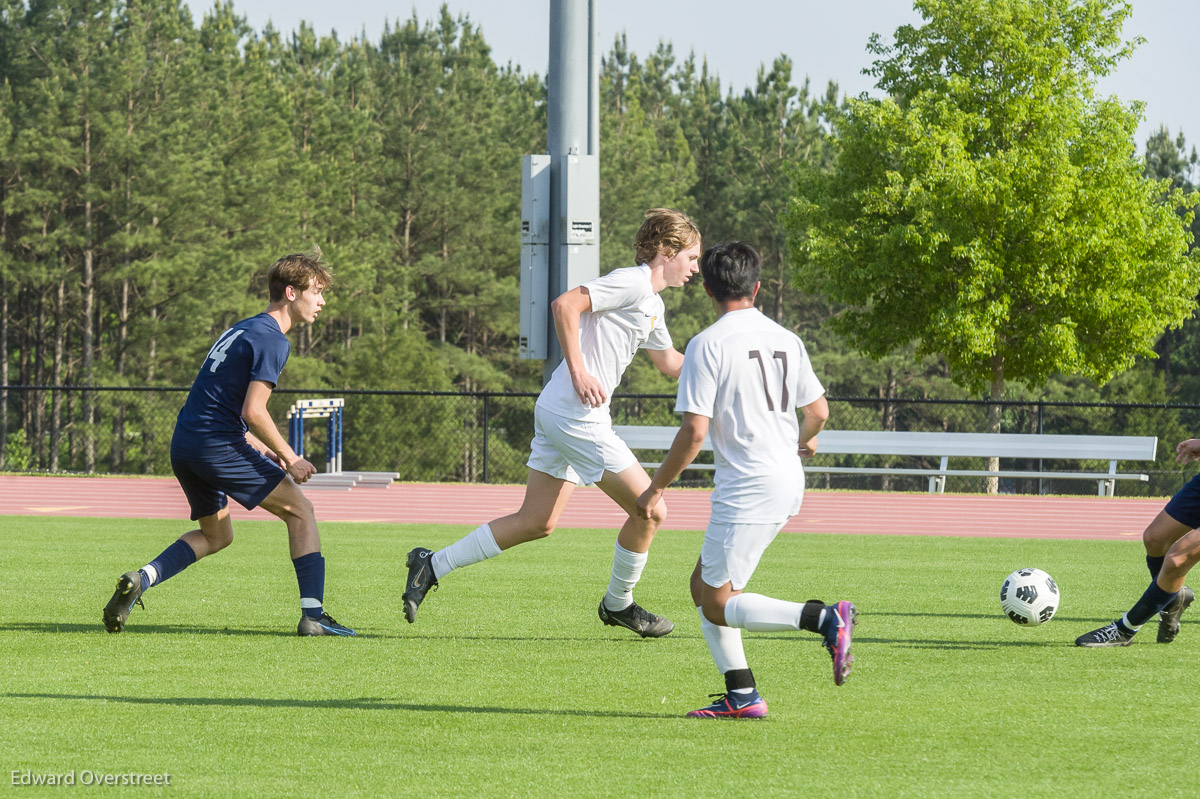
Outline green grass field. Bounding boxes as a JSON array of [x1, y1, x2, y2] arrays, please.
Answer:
[[2, 514, 1198, 798]]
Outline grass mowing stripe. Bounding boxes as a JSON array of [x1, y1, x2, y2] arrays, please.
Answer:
[[1, 516, 1197, 798]]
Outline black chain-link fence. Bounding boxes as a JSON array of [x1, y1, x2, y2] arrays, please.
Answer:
[[2, 386, 1197, 496]]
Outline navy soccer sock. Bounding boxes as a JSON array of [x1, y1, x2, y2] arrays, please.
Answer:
[[144, 539, 198, 588], [1147, 555, 1165, 580], [1120, 580, 1178, 632], [293, 552, 326, 619]]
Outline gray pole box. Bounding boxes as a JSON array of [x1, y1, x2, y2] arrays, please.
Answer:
[[559, 153, 599, 292], [519, 154, 551, 359]]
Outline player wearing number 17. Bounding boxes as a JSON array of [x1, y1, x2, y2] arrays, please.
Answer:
[[636, 242, 856, 718], [102, 249, 355, 637]]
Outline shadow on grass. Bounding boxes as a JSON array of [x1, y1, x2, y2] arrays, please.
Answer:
[[863, 611, 1147, 623], [752, 633, 1066, 649], [863, 638, 1065, 649], [0, 622, 701, 643], [1, 623, 322, 637], [4, 692, 673, 720]]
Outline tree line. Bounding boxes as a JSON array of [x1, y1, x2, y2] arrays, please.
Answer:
[[1, 0, 1199, 476]]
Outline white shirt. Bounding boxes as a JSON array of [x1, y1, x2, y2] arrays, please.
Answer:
[[537, 265, 672, 423], [676, 307, 825, 524]]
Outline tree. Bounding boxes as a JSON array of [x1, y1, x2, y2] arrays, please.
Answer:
[[1143, 126, 1200, 388], [785, 0, 1200, 489], [696, 58, 834, 324]]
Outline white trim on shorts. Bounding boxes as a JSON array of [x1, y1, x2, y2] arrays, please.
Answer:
[[700, 519, 789, 591], [527, 404, 639, 485]]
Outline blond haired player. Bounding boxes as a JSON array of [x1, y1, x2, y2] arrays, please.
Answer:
[[402, 209, 700, 637]]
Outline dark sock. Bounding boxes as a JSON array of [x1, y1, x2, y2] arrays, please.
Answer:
[[293, 552, 325, 619], [724, 668, 756, 694], [147, 539, 198, 586], [799, 600, 826, 633], [1124, 580, 1178, 629], [1147, 555, 1165, 580]]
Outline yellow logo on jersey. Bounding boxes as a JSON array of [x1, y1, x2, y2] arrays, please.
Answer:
[[650, 316, 658, 329]]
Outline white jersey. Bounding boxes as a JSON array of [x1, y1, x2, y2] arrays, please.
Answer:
[[537, 265, 672, 423], [676, 307, 825, 524]]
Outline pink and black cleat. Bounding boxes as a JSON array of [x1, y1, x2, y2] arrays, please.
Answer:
[[821, 600, 857, 686], [686, 691, 768, 719]]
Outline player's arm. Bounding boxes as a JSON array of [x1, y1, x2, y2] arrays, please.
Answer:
[[636, 412, 709, 519], [647, 346, 685, 379], [242, 380, 315, 483], [797, 395, 830, 457], [551, 286, 605, 407], [244, 430, 283, 467]]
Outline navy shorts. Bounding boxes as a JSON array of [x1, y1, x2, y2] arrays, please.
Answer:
[[1164, 472, 1200, 530], [171, 440, 286, 521]]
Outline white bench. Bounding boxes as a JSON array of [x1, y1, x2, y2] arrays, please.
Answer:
[[612, 426, 1158, 497]]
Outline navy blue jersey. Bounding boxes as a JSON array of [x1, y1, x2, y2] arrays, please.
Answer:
[[172, 313, 289, 457]]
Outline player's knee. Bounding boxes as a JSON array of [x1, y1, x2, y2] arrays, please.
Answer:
[[648, 499, 667, 528], [700, 599, 726, 626], [1163, 549, 1193, 576], [524, 520, 555, 540], [689, 566, 705, 604], [278, 494, 315, 525], [1143, 525, 1167, 552], [203, 528, 233, 552], [1143, 512, 1186, 555]]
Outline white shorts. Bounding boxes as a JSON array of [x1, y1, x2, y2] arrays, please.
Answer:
[[527, 405, 639, 485], [700, 519, 789, 591]]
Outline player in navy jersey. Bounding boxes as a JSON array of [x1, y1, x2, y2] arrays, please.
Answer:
[[1076, 439, 1198, 647], [103, 250, 355, 636]]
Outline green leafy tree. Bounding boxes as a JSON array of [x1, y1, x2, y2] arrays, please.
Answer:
[[699, 58, 834, 324], [1142, 126, 1200, 386], [597, 37, 699, 395], [599, 37, 697, 271], [787, 0, 1200, 420]]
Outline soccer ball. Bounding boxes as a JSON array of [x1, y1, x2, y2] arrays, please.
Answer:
[[1000, 568, 1059, 626]]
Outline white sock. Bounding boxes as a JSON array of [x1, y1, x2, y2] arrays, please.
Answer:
[[603, 542, 647, 611], [140, 563, 159, 587], [431, 524, 502, 580], [697, 606, 748, 673], [1119, 612, 1142, 632], [723, 593, 804, 632]]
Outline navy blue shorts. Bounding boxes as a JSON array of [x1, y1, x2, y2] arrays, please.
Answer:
[[171, 440, 286, 521], [1164, 472, 1200, 530]]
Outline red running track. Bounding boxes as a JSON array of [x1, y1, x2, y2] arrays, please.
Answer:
[[0, 475, 1164, 540]]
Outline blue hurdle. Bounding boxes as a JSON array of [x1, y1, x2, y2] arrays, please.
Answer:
[[287, 398, 344, 475]]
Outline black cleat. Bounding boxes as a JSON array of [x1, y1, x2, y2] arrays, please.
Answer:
[[297, 612, 356, 636], [1075, 621, 1135, 647], [402, 547, 438, 623], [1157, 585, 1194, 644], [598, 599, 674, 638], [103, 571, 146, 633]]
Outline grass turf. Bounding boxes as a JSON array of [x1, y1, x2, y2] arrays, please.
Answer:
[[1, 515, 1198, 798]]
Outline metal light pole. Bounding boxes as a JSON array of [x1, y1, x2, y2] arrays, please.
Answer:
[[520, 0, 600, 384]]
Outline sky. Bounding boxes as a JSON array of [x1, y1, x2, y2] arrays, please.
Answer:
[[179, 0, 1196, 149]]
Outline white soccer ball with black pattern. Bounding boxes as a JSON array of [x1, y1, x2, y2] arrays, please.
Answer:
[[1000, 568, 1059, 626]]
